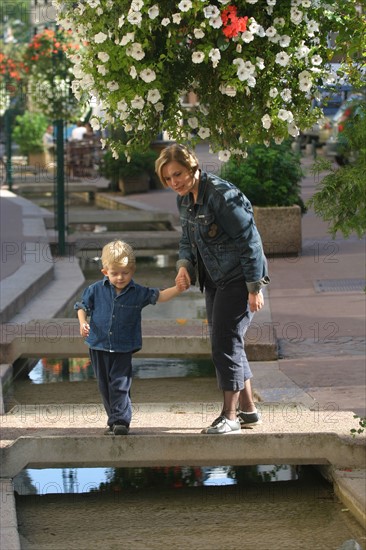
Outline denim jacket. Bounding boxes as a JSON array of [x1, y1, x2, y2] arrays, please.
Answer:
[[176, 171, 269, 293], [74, 277, 159, 353]]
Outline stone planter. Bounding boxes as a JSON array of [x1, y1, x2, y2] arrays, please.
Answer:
[[118, 171, 151, 195], [28, 151, 53, 172], [253, 205, 302, 256]]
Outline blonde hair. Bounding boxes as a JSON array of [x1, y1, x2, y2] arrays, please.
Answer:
[[155, 144, 199, 187], [101, 240, 136, 269]]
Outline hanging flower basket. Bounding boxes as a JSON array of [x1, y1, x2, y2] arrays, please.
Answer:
[[23, 28, 84, 121], [55, 0, 359, 160]]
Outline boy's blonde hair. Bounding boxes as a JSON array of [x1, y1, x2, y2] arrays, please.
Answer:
[[101, 240, 136, 269]]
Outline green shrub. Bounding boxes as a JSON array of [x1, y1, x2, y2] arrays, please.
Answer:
[[13, 111, 48, 155], [100, 149, 158, 188], [220, 141, 305, 211]]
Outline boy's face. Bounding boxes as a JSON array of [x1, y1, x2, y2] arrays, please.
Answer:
[[102, 264, 135, 291]]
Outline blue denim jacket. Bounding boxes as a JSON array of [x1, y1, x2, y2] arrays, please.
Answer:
[[176, 171, 269, 293], [74, 277, 159, 353]]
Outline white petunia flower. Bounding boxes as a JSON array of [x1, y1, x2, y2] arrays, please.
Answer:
[[140, 68, 156, 83], [130, 0, 143, 10], [269, 87, 278, 98], [89, 117, 100, 131], [298, 70, 313, 92], [147, 89, 161, 104], [107, 81, 119, 91], [97, 64, 107, 75], [192, 51, 205, 64], [129, 66, 137, 79], [209, 48, 221, 67], [178, 0, 192, 12], [126, 42, 145, 60], [278, 109, 293, 122], [273, 17, 285, 26], [154, 102, 164, 112], [97, 52, 109, 62], [290, 7, 303, 25], [302, 0, 311, 7], [203, 5, 220, 18], [279, 35, 291, 48], [242, 31, 254, 43], [261, 114, 272, 129], [275, 51, 290, 67], [249, 20, 260, 34], [247, 76, 256, 88], [187, 117, 199, 129], [311, 54, 322, 66], [161, 18, 170, 26], [120, 33, 134, 46], [219, 85, 237, 97], [281, 88, 292, 102], [117, 99, 128, 111], [148, 5, 159, 19], [172, 13, 182, 24], [94, 31, 107, 43], [127, 11, 142, 25], [295, 43, 310, 60], [198, 127, 211, 139], [218, 150, 231, 162], [209, 16, 223, 29], [131, 96, 145, 109], [307, 20, 319, 36], [194, 28, 205, 39], [118, 15, 125, 27], [274, 136, 284, 144], [265, 26, 277, 38], [256, 57, 265, 70], [287, 121, 300, 137]]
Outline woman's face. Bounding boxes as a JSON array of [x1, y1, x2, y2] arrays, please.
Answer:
[[161, 161, 198, 196]]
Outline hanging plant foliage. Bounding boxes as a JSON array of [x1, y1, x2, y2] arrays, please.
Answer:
[[55, 0, 364, 159]]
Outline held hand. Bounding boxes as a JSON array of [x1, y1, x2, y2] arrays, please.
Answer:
[[248, 291, 264, 312], [175, 269, 191, 291], [80, 322, 90, 337]]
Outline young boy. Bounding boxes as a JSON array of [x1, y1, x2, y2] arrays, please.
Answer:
[[74, 240, 186, 435]]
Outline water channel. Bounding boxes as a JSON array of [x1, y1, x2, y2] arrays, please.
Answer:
[[8, 253, 366, 549]]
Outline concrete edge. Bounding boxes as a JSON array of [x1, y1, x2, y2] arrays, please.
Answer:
[[0, 479, 21, 550], [318, 466, 366, 529]]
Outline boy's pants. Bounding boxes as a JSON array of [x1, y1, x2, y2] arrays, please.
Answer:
[[89, 349, 132, 427]]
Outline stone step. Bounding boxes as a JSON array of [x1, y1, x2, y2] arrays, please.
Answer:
[[1, 405, 364, 478]]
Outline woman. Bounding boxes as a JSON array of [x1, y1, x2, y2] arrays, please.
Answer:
[[155, 144, 270, 434]]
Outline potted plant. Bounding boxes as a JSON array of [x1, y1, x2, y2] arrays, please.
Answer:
[[100, 148, 159, 195], [220, 140, 305, 256], [13, 111, 50, 167]]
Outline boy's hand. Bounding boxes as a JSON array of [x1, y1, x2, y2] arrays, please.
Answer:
[[80, 322, 90, 337], [175, 269, 191, 291]]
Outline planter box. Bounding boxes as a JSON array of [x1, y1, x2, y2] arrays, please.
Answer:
[[118, 172, 150, 195], [28, 151, 53, 172], [253, 205, 302, 256]]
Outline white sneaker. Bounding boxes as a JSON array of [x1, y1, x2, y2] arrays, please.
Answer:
[[205, 415, 241, 434]]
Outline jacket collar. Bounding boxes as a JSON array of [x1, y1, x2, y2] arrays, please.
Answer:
[[180, 171, 208, 207]]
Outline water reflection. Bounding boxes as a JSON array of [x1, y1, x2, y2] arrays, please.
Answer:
[[14, 465, 300, 496], [28, 357, 216, 383]]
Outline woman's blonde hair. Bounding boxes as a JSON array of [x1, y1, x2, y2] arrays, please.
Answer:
[[101, 240, 136, 269], [155, 144, 199, 187]]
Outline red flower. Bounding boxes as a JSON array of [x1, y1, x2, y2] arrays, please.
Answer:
[[221, 5, 248, 38]]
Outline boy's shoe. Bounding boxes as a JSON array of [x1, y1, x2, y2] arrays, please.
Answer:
[[104, 425, 114, 435], [204, 415, 241, 434], [237, 410, 262, 428], [113, 422, 129, 435]]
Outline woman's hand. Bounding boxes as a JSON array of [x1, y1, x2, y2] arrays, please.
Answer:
[[175, 267, 191, 291], [248, 290, 264, 312]]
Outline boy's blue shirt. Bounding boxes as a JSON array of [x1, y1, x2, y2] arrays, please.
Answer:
[[74, 276, 160, 353]]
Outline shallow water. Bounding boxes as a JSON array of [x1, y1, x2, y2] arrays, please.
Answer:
[[15, 467, 366, 550]]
